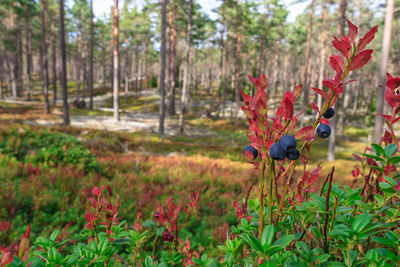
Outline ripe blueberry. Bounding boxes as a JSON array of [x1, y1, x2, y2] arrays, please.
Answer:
[[287, 148, 300, 160], [269, 143, 286, 161], [153, 211, 160, 220], [162, 231, 174, 242], [317, 124, 331, 138], [279, 135, 297, 152], [323, 107, 335, 119], [243, 145, 258, 160]]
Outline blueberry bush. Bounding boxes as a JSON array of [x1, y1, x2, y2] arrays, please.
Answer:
[[1, 20, 400, 267]]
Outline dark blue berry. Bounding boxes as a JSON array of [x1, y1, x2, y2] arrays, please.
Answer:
[[287, 148, 300, 160], [323, 107, 335, 119], [269, 143, 286, 161], [243, 145, 258, 160], [317, 124, 331, 138], [279, 135, 297, 152], [153, 211, 160, 219]]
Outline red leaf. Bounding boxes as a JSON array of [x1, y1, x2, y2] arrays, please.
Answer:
[[332, 35, 352, 59], [357, 25, 378, 51], [284, 98, 293, 118], [254, 87, 268, 103], [376, 113, 392, 121], [1, 251, 13, 266], [255, 75, 268, 91], [295, 126, 314, 141], [386, 73, 400, 90], [382, 130, 393, 145], [329, 55, 345, 73], [293, 84, 303, 98], [349, 49, 373, 71], [347, 19, 358, 44], [320, 118, 330, 125], [311, 87, 329, 100], [310, 102, 319, 112], [385, 88, 399, 108], [241, 90, 252, 105], [352, 153, 363, 162], [394, 183, 400, 192], [248, 75, 257, 84], [323, 79, 336, 89]]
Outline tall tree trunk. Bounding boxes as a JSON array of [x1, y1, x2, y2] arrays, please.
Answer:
[[167, 0, 177, 115], [328, 0, 347, 161], [135, 42, 139, 99], [300, 0, 315, 127], [59, 0, 69, 125], [374, 0, 394, 143], [159, 0, 167, 136], [41, 0, 50, 114], [89, 0, 94, 109], [316, 0, 329, 116], [178, 0, 192, 134], [112, 0, 120, 121], [25, 10, 32, 101], [51, 11, 57, 106], [234, 33, 241, 118]]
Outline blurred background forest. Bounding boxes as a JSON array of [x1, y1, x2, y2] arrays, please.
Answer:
[[0, 0, 399, 250]]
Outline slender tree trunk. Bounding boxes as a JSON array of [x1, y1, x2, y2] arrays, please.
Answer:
[[89, 0, 94, 109], [112, 1, 120, 121], [234, 33, 241, 118], [167, 0, 177, 115], [25, 12, 32, 101], [59, 0, 69, 125], [328, 0, 347, 161], [300, 0, 315, 127], [51, 12, 57, 106], [135, 42, 139, 99], [317, 0, 329, 116], [374, 0, 394, 143], [178, 0, 192, 134], [158, 0, 167, 136], [41, 0, 50, 114]]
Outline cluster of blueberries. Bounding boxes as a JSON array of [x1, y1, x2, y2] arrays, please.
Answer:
[[316, 107, 335, 138], [243, 107, 336, 161]]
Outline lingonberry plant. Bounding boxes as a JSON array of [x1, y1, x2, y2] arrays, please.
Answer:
[[0, 20, 399, 267]]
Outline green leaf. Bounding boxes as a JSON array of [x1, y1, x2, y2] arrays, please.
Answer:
[[365, 249, 378, 262], [261, 225, 275, 248], [241, 234, 263, 253], [362, 153, 385, 162], [379, 182, 394, 191], [384, 143, 397, 158], [295, 241, 311, 261], [387, 156, 400, 164], [273, 234, 294, 248], [49, 230, 60, 242], [372, 237, 397, 249], [383, 176, 397, 186], [371, 144, 384, 156], [97, 236, 109, 255], [314, 254, 331, 264], [369, 166, 384, 172], [351, 213, 372, 233]]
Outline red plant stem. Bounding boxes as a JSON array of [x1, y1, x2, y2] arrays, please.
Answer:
[[361, 168, 373, 200], [323, 166, 335, 253], [268, 160, 275, 225], [259, 161, 266, 237]]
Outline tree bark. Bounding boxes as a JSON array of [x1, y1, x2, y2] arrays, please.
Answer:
[[89, 0, 94, 109], [374, 0, 394, 143], [51, 11, 57, 106], [178, 0, 192, 134], [167, 0, 177, 115], [41, 0, 51, 114], [300, 0, 315, 127], [59, 0, 70, 125], [25, 8, 33, 101], [158, 0, 167, 136], [112, 1, 120, 121]]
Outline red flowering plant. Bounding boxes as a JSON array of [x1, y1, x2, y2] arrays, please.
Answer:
[[240, 20, 379, 236]]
